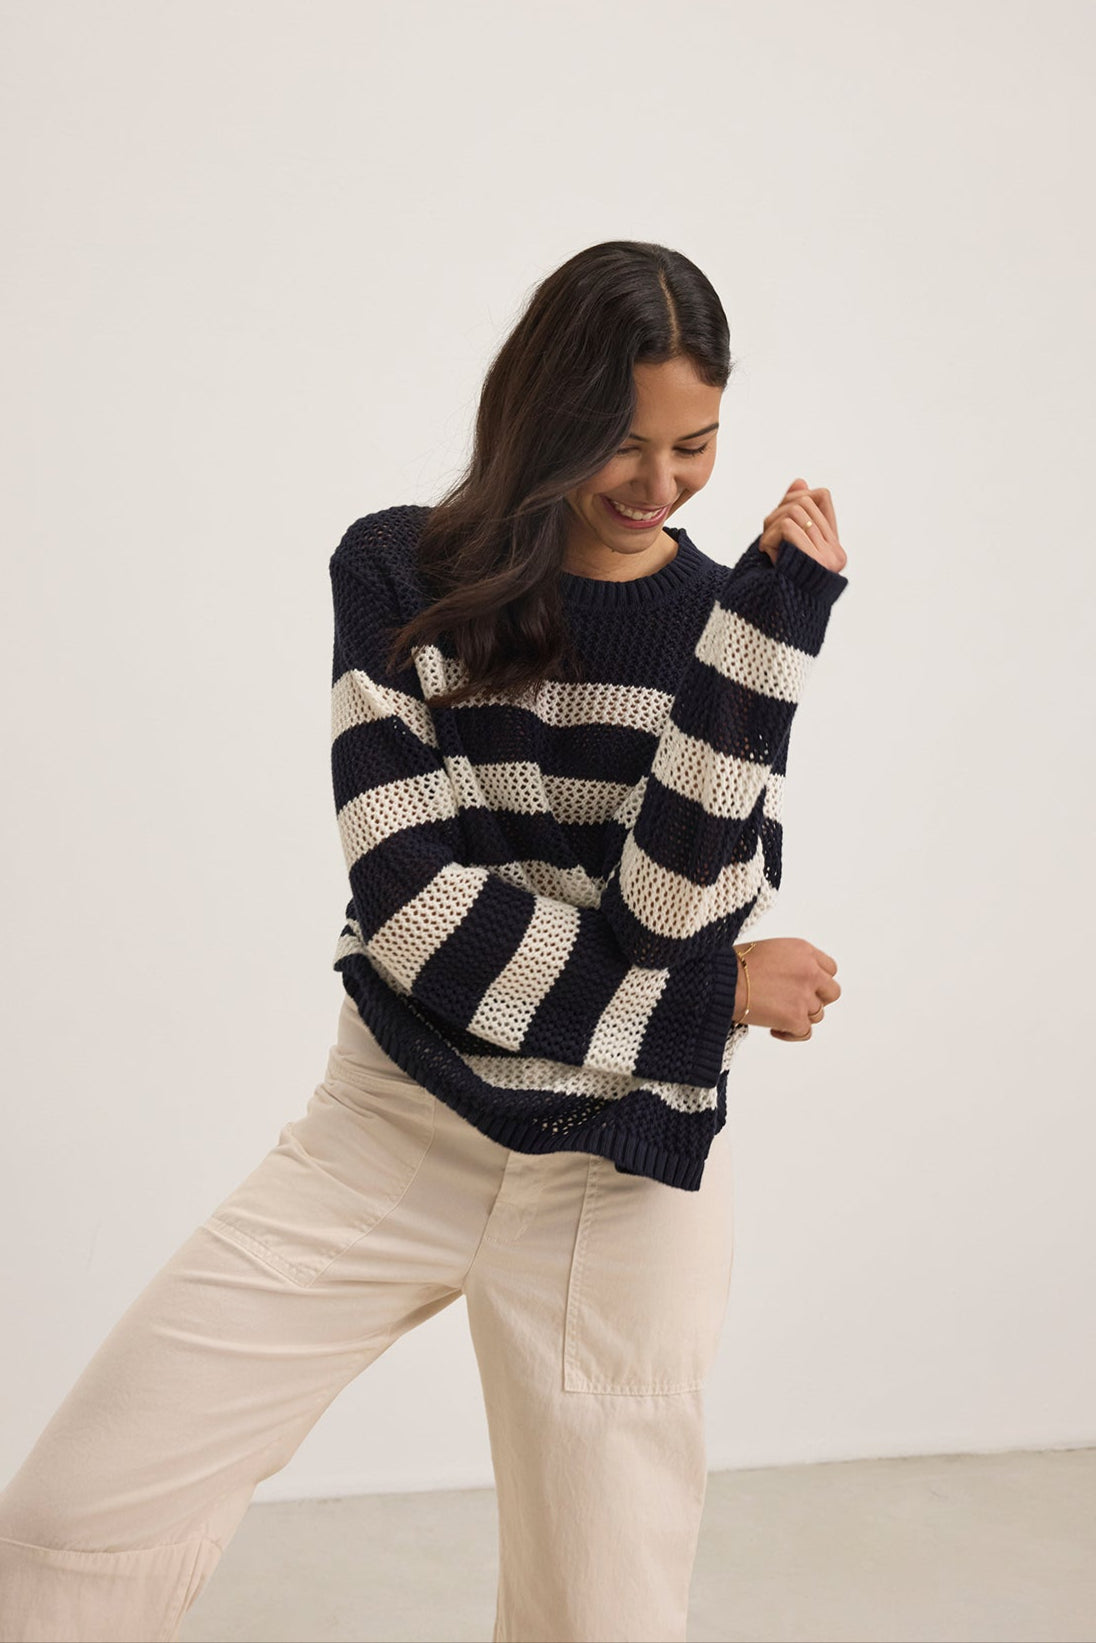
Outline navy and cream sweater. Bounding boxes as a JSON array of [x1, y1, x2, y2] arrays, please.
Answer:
[[330, 504, 848, 1191]]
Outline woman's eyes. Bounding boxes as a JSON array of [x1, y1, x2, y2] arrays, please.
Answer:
[[616, 442, 710, 458]]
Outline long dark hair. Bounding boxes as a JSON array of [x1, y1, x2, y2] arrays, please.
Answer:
[[386, 240, 734, 711]]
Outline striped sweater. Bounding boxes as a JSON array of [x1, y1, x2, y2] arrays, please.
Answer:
[[330, 504, 848, 1190]]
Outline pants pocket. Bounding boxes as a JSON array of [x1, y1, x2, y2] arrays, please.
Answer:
[[204, 1040, 436, 1289], [563, 1130, 734, 1394]]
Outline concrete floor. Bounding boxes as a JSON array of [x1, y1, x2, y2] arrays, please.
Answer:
[[179, 1446, 1096, 1643]]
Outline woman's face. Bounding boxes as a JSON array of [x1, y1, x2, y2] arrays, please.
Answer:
[[563, 356, 722, 572]]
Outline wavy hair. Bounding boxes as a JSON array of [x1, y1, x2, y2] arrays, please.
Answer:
[[386, 240, 734, 710]]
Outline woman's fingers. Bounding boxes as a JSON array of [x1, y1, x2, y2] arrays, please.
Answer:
[[779, 514, 843, 572], [765, 487, 842, 556], [787, 498, 836, 546], [808, 487, 838, 537], [762, 484, 846, 572]]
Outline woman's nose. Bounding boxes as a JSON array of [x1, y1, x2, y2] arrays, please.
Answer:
[[631, 459, 679, 506]]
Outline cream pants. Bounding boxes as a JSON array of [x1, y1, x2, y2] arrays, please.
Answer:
[[0, 993, 735, 1643]]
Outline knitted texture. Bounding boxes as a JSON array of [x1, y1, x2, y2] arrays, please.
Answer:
[[330, 504, 848, 1190]]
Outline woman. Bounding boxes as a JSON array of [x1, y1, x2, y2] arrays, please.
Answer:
[[0, 240, 848, 1643]]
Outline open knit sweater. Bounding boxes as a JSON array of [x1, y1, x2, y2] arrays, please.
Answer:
[[330, 504, 848, 1191]]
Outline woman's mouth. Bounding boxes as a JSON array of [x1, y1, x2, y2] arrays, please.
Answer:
[[600, 495, 671, 530]]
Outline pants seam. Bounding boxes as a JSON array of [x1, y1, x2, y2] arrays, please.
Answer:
[[161, 1534, 218, 1642], [0, 1529, 213, 1559]]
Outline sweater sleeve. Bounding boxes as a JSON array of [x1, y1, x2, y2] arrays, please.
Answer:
[[329, 538, 741, 1090], [598, 533, 849, 968]]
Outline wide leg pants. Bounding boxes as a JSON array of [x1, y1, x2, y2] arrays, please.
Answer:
[[0, 993, 736, 1643]]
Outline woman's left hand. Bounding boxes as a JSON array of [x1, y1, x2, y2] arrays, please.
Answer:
[[759, 478, 847, 574]]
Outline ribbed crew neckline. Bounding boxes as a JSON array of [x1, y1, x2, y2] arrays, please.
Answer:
[[557, 524, 708, 609]]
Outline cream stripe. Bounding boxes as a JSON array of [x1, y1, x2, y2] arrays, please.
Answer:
[[336, 771, 459, 869], [418, 644, 674, 733], [451, 752, 635, 828], [608, 766, 785, 834], [697, 602, 815, 702], [332, 667, 439, 749], [468, 895, 582, 1046], [368, 863, 484, 987], [648, 717, 780, 818], [586, 965, 672, 1072]]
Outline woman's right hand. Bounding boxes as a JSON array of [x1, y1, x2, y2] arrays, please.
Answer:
[[733, 937, 841, 1041]]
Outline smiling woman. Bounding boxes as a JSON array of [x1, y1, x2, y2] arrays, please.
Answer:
[[386, 238, 737, 709], [0, 238, 848, 1643], [562, 356, 722, 578]]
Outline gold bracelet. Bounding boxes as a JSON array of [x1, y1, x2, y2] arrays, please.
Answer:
[[733, 942, 757, 1024]]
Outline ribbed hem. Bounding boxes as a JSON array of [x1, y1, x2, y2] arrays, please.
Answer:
[[336, 969, 720, 1192], [763, 534, 849, 605], [464, 1102, 713, 1191], [690, 947, 742, 1088]]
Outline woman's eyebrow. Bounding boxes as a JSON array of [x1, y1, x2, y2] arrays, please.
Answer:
[[625, 422, 720, 442]]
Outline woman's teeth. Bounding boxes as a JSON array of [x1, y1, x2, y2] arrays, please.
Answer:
[[606, 499, 665, 521]]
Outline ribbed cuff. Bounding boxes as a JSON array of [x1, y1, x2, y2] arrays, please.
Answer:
[[774, 536, 849, 604], [690, 946, 742, 1087], [747, 533, 849, 606]]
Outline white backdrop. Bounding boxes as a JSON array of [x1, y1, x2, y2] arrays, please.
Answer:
[[2, 0, 1093, 1503]]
